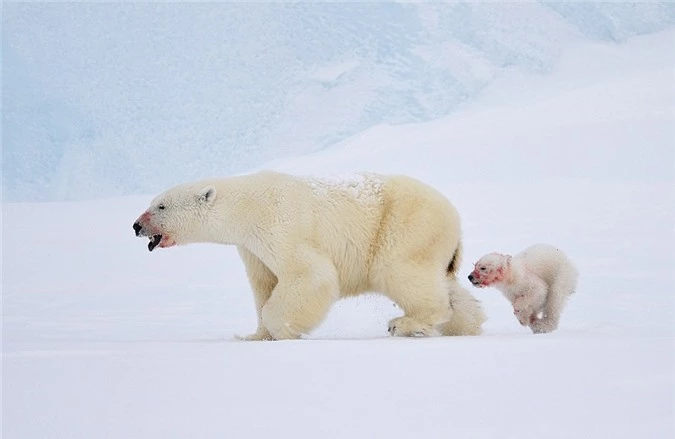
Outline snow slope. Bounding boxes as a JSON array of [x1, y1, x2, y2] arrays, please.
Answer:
[[3, 2, 675, 202], [2, 30, 674, 439]]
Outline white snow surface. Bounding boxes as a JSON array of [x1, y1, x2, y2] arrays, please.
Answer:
[[3, 31, 674, 439]]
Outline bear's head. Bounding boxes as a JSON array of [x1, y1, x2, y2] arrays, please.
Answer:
[[133, 183, 217, 251], [467, 252, 511, 288]]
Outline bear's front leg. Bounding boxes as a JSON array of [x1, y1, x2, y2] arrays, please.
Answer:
[[235, 247, 278, 341], [261, 248, 340, 340], [235, 329, 273, 341]]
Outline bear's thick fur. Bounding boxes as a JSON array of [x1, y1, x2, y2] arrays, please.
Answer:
[[133, 171, 486, 340]]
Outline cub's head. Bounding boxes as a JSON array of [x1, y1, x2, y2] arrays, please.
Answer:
[[133, 183, 217, 251], [468, 252, 511, 288]]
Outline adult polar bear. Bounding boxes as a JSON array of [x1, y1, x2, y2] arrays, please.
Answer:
[[133, 171, 486, 340]]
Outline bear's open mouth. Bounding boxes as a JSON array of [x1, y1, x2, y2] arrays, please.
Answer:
[[148, 234, 162, 252]]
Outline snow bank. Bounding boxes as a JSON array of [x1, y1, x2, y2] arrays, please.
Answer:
[[3, 3, 674, 201]]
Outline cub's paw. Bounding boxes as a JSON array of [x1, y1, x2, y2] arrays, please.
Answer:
[[513, 308, 530, 326], [530, 319, 557, 334], [387, 317, 435, 337]]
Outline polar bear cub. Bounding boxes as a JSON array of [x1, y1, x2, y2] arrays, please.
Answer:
[[468, 244, 578, 333], [133, 170, 486, 340]]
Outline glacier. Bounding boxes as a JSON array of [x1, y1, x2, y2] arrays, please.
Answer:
[[2, 1, 675, 202]]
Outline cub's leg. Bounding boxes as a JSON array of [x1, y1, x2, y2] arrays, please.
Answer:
[[531, 267, 577, 334], [512, 295, 535, 327]]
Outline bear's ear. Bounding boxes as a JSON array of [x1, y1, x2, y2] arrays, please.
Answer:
[[505, 255, 512, 266], [197, 186, 217, 204]]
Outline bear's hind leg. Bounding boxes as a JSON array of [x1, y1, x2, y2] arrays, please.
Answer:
[[261, 248, 339, 340], [235, 247, 278, 341], [383, 265, 450, 337]]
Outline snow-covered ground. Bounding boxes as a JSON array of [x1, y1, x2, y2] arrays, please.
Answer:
[[3, 30, 674, 439]]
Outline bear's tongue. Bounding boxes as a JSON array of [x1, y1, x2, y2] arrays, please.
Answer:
[[148, 235, 162, 252]]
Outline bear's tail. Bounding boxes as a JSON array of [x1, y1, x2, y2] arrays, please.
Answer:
[[440, 239, 487, 336], [437, 281, 487, 336], [446, 240, 463, 279]]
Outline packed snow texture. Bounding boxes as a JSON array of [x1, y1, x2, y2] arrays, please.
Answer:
[[3, 2, 675, 201], [305, 172, 384, 200], [3, 28, 674, 439]]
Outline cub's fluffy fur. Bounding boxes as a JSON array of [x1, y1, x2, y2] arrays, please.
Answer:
[[468, 244, 578, 333]]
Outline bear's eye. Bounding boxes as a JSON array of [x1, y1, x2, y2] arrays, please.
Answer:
[[480, 267, 486, 271], [158, 203, 166, 210]]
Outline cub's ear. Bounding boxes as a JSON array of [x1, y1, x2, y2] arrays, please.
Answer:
[[197, 186, 216, 204]]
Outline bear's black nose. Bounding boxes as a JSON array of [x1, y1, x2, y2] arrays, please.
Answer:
[[133, 222, 142, 236], [468, 274, 474, 282]]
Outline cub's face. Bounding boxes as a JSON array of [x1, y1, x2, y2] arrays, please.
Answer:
[[132, 184, 216, 251], [468, 253, 510, 287]]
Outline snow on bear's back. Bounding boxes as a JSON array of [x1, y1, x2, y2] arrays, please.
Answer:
[[304, 172, 385, 206]]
